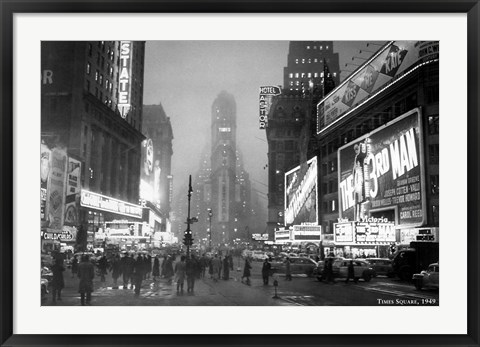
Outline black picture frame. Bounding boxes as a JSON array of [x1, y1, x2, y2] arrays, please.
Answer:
[[1, 1, 479, 346]]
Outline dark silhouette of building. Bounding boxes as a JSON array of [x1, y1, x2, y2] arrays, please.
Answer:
[[41, 41, 146, 243], [283, 41, 340, 95], [142, 104, 174, 236], [265, 41, 340, 237], [315, 41, 439, 257]]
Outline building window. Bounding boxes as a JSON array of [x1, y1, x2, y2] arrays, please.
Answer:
[[320, 46, 323, 50], [306, 45, 310, 49], [95, 70, 99, 81], [289, 73, 293, 78], [426, 84, 439, 104], [432, 205, 439, 225], [86, 62, 91, 75], [295, 73, 299, 78], [430, 174, 439, 195], [308, 59, 312, 63], [99, 74, 103, 85], [331, 199, 337, 212], [295, 59, 299, 64], [429, 144, 439, 164], [308, 73, 312, 78], [105, 79, 109, 89], [428, 115, 439, 135], [314, 58, 318, 63], [314, 72, 318, 78]]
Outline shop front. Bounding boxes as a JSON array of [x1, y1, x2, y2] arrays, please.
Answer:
[[79, 190, 143, 251]]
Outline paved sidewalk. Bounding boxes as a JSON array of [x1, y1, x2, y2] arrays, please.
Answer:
[[43, 269, 292, 306]]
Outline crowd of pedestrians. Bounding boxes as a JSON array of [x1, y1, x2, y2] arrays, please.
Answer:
[[45, 249, 289, 306]]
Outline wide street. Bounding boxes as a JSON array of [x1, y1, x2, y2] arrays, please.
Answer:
[[43, 257, 439, 307]]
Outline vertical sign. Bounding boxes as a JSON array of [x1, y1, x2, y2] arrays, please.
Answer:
[[117, 41, 132, 118], [47, 147, 67, 230], [64, 157, 81, 226], [259, 86, 281, 129], [40, 143, 51, 224]]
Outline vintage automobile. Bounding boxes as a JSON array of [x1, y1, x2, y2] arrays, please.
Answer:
[[364, 258, 395, 277], [271, 257, 318, 277], [335, 259, 375, 282], [412, 262, 439, 290], [313, 257, 344, 281], [251, 250, 269, 261]]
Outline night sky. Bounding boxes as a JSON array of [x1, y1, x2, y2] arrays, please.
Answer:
[[143, 40, 386, 205]]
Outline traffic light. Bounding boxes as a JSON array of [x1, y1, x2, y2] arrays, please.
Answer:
[[390, 243, 396, 254], [183, 230, 194, 246]]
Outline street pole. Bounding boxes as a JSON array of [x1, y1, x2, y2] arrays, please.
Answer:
[[185, 175, 193, 258]]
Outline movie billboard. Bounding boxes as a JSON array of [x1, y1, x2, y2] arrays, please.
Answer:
[[337, 108, 426, 228], [46, 147, 68, 230], [284, 157, 318, 225], [64, 157, 81, 226], [317, 41, 439, 134]]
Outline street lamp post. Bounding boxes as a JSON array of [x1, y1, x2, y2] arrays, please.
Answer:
[[184, 175, 194, 258], [207, 208, 213, 251]]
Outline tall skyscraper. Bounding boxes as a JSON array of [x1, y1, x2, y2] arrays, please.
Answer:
[[283, 41, 340, 94], [265, 41, 340, 237], [210, 91, 237, 245]]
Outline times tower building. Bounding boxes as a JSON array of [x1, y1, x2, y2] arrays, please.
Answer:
[[210, 91, 237, 245]]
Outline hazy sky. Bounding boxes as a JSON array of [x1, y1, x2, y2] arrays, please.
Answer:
[[143, 40, 384, 204]]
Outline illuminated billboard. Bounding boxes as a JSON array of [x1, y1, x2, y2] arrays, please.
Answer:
[[259, 85, 281, 129], [284, 157, 318, 225], [317, 41, 439, 134], [117, 41, 132, 118], [334, 219, 396, 244], [337, 108, 426, 228]]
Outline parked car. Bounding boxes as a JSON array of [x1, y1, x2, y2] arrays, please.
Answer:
[[364, 258, 395, 277], [251, 250, 269, 261], [242, 250, 253, 259], [41, 278, 49, 303], [271, 257, 318, 277], [335, 259, 375, 282], [315, 258, 374, 282], [41, 253, 54, 267], [412, 262, 439, 290], [313, 257, 344, 281]]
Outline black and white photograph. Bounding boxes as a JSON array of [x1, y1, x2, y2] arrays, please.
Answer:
[[40, 39, 440, 307]]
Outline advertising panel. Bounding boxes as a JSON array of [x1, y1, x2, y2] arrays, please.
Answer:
[[292, 224, 321, 241], [80, 190, 143, 219], [317, 41, 439, 134], [334, 220, 395, 244], [64, 157, 81, 226], [259, 85, 281, 129], [46, 147, 67, 230], [117, 41, 132, 118], [274, 229, 291, 243], [40, 143, 51, 224], [338, 109, 426, 228], [284, 157, 318, 225]]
